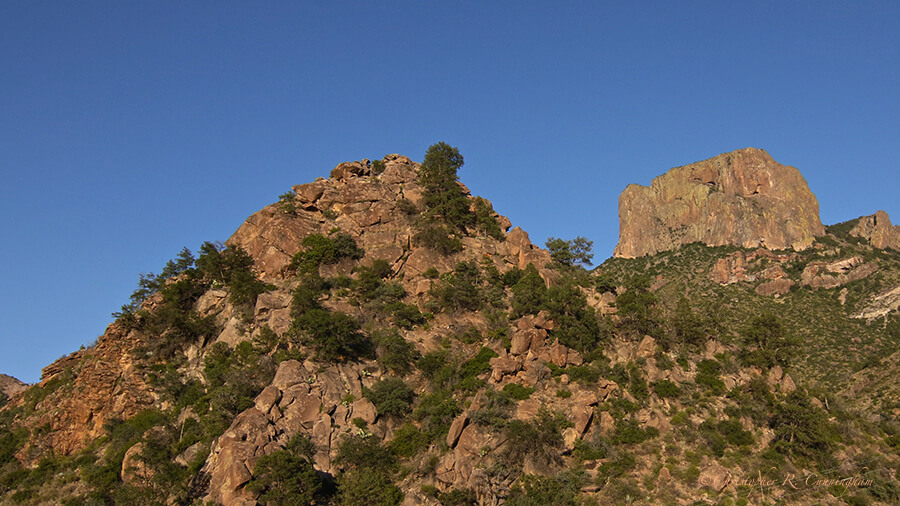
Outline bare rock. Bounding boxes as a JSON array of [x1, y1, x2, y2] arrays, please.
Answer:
[[756, 278, 794, 297], [0, 374, 26, 398], [849, 210, 900, 250], [490, 357, 522, 382], [272, 360, 309, 390], [710, 252, 752, 284], [637, 335, 657, 358], [121, 442, 154, 484], [447, 413, 469, 448], [615, 148, 824, 258], [699, 464, 732, 491], [767, 365, 784, 387], [599, 411, 615, 436]]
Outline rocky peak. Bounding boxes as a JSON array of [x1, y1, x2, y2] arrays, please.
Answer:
[[850, 210, 900, 250], [614, 148, 825, 258], [0, 374, 26, 399]]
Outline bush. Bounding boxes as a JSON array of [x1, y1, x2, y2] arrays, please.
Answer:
[[695, 359, 726, 395], [469, 388, 514, 428], [510, 263, 546, 317], [413, 390, 461, 440], [395, 198, 419, 215], [371, 159, 386, 175], [413, 224, 463, 255], [290, 232, 364, 274], [740, 312, 799, 369], [363, 378, 415, 418], [430, 261, 483, 312], [373, 331, 418, 375], [544, 282, 602, 353], [473, 197, 504, 240], [506, 471, 584, 506], [292, 309, 371, 362], [384, 302, 425, 330], [277, 191, 297, 214], [388, 423, 428, 458], [770, 391, 839, 463], [502, 383, 535, 400], [337, 467, 403, 506], [503, 408, 569, 469], [245, 434, 324, 505], [651, 379, 681, 398]]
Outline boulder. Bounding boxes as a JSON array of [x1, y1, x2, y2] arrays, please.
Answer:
[[849, 210, 900, 250]]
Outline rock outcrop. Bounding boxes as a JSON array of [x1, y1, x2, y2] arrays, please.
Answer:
[[614, 148, 825, 258], [0, 374, 26, 398], [850, 210, 900, 250]]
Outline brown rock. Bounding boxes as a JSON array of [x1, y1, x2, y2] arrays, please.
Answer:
[[637, 335, 657, 358], [615, 148, 824, 258], [121, 442, 154, 484], [599, 411, 615, 435], [658, 466, 671, 485], [254, 385, 282, 415], [572, 406, 593, 436], [490, 357, 523, 382], [447, 413, 468, 448], [699, 464, 732, 491], [0, 374, 26, 398], [850, 210, 900, 250], [755, 278, 794, 297], [272, 360, 309, 390]]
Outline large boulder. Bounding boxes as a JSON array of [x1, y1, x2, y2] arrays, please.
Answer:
[[615, 148, 825, 258], [849, 210, 900, 250]]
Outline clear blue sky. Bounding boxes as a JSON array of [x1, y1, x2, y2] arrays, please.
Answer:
[[2, 2, 898, 383]]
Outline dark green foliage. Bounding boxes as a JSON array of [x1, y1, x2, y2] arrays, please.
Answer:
[[114, 246, 195, 318], [335, 435, 403, 506], [770, 391, 839, 463], [651, 379, 681, 398], [668, 296, 707, 349], [418, 142, 472, 231], [502, 383, 535, 400], [594, 274, 617, 294], [337, 468, 403, 506], [395, 198, 419, 215], [363, 378, 415, 418], [413, 224, 463, 254], [413, 390, 461, 440], [385, 302, 425, 329], [245, 434, 323, 505], [140, 279, 220, 359], [627, 362, 649, 400], [565, 365, 602, 385], [423, 267, 440, 279], [458, 347, 498, 386], [373, 330, 419, 375], [510, 263, 546, 317], [290, 231, 364, 273], [506, 471, 585, 506], [740, 312, 798, 368], [545, 236, 594, 268], [544, 282, 602, 353], [503, 408, 569, 469], [371, 159, 386, 175], [615, 274, 660, 337], [388, 423, 428, 458], [292, 309, 371, 362], [436, 487, 478, 506], [277, 191, 297, 214], [473, 197, 504, 240], [695, 358, 726, 394], [195, 242, 269, 305], [430, 261, 483, 312], [610, 418, 659, 445], [469, 388, 514, 428]]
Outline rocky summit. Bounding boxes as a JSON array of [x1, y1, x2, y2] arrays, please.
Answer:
[[1, 144, 899, 506], [614, 148, 825, 258]]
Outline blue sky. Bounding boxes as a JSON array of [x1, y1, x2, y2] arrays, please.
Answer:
[[2, 1, 898, 383]]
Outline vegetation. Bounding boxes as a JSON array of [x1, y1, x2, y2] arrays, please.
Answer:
[[545, 236, 594, 268], [290, 231, 365, 274], [246, 434, 325, 505]]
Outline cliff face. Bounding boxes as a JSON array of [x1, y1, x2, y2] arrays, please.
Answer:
[[850, 210, 900, 250], [614, 148, 825, 258]]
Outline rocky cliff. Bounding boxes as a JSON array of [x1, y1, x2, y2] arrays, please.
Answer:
[[614, 148, 825, 258], [850, 210, 900, 251], [0, 374, 26, 399]]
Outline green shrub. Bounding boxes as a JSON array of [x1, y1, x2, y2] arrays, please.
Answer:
[[413, 224, 463, 255], [384, 302, 425, 329], [502, 383, 535, 400], [245, 434, 323, 505], [363, 378, 415, 418], [371, 159, 386, 175], [610, 418, 659, 445], [423, 267, 439, 279], [695, 359, 726, 395], [473, 197, 504, 240], [503, 408, 569, 469], [373, 330, 418, 375], [395, 198, 419, 215], [430, 261, 483, 312], [337, 467, 403, 506], [770, 391, 839, 463], [469, 388, 514, 428], [510, 263, 546, 317], [506, 471, 584, 506], [388, 423, 428, 458], [277, 191, 297, 214], [413, 390, 461, 440], [290, 231, 364, 273], [651, 379, 681, 398], [292, 309, 371, 362], [739, 312, 799, 369], [544, 282, 603, 353]]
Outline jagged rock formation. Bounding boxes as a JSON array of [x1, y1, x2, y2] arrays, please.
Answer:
[[0, 374, 26, 398], [850, 210, 900, 250], [614, 148, 825, 258]]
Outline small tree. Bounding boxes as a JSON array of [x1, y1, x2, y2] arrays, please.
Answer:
[[245, 434, 323, 505], [292, 309, 371, 362], [419, 142, 471, 229], [545, 237, 594, 268], [510, 263, 547, 317]]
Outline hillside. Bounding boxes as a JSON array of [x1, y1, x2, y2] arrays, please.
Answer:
[[1, 145, 899, 505]]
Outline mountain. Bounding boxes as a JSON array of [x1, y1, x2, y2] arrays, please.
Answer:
[[614, 148, 824, 258], [1, 146, 898, 505]]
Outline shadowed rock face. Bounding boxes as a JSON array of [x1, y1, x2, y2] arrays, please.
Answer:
[[614, 148, 825, 258]]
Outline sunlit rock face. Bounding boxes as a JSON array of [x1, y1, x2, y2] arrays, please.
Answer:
[[614, 147, 825, 258]]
